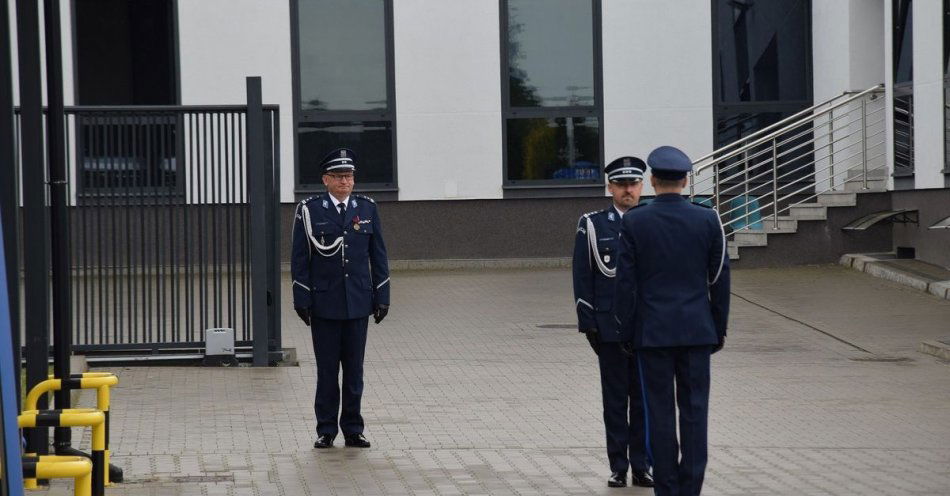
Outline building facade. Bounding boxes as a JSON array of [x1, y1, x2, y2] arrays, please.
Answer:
[[6, 0, 949, 266]]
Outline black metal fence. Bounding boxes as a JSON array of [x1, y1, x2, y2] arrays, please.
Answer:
[[13, 100, 282, 358]]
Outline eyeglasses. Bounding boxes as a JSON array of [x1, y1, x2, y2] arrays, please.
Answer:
[[612, 179, 643, 186], [326, 174, 354, 182]]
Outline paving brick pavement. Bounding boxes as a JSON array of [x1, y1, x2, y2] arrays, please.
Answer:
[[34, 266, 950, 495]]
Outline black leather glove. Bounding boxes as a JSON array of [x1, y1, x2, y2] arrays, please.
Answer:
[[620, 341, 636, 357], [581, 328, 600, 355], [374, 304, 389, 324], [713, 336, 725, 354], [294, 306, 311, 326]]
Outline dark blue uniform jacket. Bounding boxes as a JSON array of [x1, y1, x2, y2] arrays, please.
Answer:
[[572, 207, 625, 342], [291, 193, 390, 320], [614, 194, 730, 348]]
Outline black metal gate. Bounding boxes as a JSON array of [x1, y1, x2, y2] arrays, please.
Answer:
[[13, 87, 281, 361]]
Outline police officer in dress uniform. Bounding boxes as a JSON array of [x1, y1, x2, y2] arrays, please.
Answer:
[[614, 146, 730, 496], [573, 157, 655, 488], [291, 148, 391, 449]]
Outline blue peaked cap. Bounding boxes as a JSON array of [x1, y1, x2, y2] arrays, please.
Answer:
[[604, 156, 646, 182], [647, 146, 692, 180], [320, 148, 356, 174]]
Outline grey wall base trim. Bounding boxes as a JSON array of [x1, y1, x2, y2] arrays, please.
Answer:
[[389, 257, 571, 270], [891, 188, 950, 269], [281, 257, 570, 273]]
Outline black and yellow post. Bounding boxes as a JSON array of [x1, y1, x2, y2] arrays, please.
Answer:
[[18, 409, 105, 496], [27, 374, 119, 486], [20, 455, 92, 496]]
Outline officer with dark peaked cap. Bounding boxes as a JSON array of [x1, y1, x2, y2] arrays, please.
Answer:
[[291, 148, 391, 449], [613, 146, 730, 496], [572, 157, 654, 488]]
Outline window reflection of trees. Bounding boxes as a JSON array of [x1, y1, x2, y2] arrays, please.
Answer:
[[503, 1, 601, 183]]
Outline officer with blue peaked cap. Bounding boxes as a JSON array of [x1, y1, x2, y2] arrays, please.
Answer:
[[646, 145, 692, 179], [572, 156, 654, 488], [613, 145, 730, 496], [291, 147, 391, 450]]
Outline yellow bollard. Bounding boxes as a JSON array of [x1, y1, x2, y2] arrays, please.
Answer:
[[22, 455, 93, 496], [26, 375, 118, 412], [28, 373, 118, 486], [19, 409, 106, 496], [22, 451, 38, 489]]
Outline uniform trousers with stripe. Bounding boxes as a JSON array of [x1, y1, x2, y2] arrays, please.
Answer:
[[597, 342, 649, 474], [311, 316, 368, 437], [639, 346, 712, 496]]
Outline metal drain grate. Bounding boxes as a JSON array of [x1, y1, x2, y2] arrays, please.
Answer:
[[130, 474, 236, 484], [169, 475, 235, 483]]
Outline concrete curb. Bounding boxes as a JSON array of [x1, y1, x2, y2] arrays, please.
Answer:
[[918, 340, 950, 361], [839, 254, 950, 301], [841, 254, 950, 361]]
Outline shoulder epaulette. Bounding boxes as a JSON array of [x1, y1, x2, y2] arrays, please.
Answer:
[[355, 194, 376, 204], [300, 196, 318, 205], [581, 208, 608, 219]]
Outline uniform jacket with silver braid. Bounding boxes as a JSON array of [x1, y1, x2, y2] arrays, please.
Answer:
[[291, 192, 390, 320], [572, 207, 625, 342]]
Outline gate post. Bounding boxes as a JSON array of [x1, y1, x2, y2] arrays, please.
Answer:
[[44, 0, 75, 451], [246, 77, 270, 366], [262, 111, 281, 358], [17, 0, 52, 454], [1, 0, 22, 409]]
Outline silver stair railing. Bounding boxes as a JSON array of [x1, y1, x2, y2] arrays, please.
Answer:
[[689, 84, 886, 235]]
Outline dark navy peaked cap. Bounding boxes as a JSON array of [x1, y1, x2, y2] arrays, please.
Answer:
[[647, 146, 692, 180], [320, 148, 356, 173], [605, 156, 646, 183]]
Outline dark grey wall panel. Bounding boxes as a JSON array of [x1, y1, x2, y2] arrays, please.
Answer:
[[280, 197, 611, 261], [892, 189, 950, 269], [733, 192, 893, 268]]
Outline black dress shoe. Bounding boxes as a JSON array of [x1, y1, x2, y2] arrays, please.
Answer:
[[313, 434, 335, 449], [607, 472, 626, 488], [344, 433, 371, 448], [630, 469, 655, 487]]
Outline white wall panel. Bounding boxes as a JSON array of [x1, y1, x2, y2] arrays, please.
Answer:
[[849, 0, 885, 89], [912, 0, 945, 189], [177, 0, 295, 201], [812, 1, 885, 190], [601, 0, 713, 197], [393, 0, 503, 201], [884, 0, 895, 189]]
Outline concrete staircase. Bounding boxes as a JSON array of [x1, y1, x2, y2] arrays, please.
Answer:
[[727, 178, 888, 262]]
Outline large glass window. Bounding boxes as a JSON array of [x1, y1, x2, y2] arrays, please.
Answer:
[[893, 0, 914, 177], [502, 0, 603, 185], [712, 0, 813, 183], [293, 0, 396, 190]]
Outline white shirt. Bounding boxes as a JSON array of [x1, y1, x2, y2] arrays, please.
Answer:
[[329, 194, 350, 214], [614, 205, 627, 218]]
